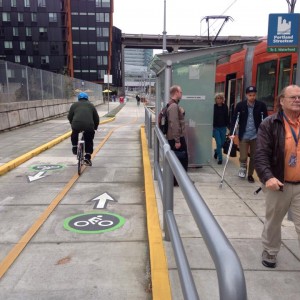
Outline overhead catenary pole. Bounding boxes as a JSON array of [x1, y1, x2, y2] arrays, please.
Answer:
[[162, 0, 167, 52]]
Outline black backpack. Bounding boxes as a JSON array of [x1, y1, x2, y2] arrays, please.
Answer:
[[158, 103, 170, 134]]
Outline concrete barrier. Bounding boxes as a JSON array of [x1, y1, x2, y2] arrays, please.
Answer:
[[0, 97, 103, 131]]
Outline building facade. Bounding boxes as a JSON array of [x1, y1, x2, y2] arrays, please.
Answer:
[[0, 0, 122, 86]]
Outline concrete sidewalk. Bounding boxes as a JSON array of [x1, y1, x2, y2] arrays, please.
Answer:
[[152, 145, 300, 299]]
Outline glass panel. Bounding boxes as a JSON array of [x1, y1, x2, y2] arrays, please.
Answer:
[[278, 56, 291, 94], [256, 60, 277, 111]]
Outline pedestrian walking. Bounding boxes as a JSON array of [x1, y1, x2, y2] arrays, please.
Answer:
[[230, 86, 268, 183], [255, 84, 300, 268], [136, 94, 141, 106], [166, 85, 188, 186], [213, 93, 229, 165]]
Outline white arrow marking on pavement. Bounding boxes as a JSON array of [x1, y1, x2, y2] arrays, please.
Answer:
[[28, 171, 47, 182], [91, 193, 116, 209]]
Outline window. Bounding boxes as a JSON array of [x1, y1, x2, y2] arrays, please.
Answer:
[[38, 0, 46, 7], [96, 42, 108, 51], [41, 56, 49, 64], [39, 27, 47, 33], [96, 27, 109, 37], [13, 27, 18, 36], [31, 13, 37, 22], [20, 41, 26, 50], [7, 69, 15, 78], [278, 56, 291, 94], [4, 41, 13, 49], [11, 0, 17, 7], [97, 56, 107, 65], [49, 13, 57, 22], [33, 41, 39, 51], [256, 60, 277, 110], [95, 0, 101, 7], [18, 13, 23, 22], [2, 12, 11, 22], [28, 56, 33, 63], [26, 27, 32, 36], [15, 55, 20, 63], [24, 0, 30, 7], [95, 12, 110, 23], [0, 0, 2, 7], [102, 0, 110, 8]]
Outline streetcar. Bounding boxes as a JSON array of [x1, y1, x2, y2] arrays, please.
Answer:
[[215, 38, 298, 119]]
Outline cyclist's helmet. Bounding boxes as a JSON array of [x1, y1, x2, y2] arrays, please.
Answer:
[[78, 92, 89, 100]]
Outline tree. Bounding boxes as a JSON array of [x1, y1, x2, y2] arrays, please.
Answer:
[[286, 0, 297, 13]]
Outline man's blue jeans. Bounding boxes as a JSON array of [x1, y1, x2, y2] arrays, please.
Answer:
[[213, 126, 227, 161]]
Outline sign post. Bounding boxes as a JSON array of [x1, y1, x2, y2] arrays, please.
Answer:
[[104, 74, 112, 112]]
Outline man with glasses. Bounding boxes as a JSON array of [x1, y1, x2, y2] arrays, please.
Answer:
[[166, 85, 188, 186], [230, 86, 268, 182], [255, 84, 300, 268]]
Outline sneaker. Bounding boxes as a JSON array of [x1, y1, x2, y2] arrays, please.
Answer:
[[262, 250, 277, 268], [238, 167, 246, 178], [72, 146, 77, 155], [248, 175, 255, 183], [84, 158, 92, 166], [218, 160, 222, 165]]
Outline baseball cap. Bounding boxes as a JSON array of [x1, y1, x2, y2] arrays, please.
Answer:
[[246, 86, 257, 93]]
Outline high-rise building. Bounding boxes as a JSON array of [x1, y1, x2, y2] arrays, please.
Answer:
[[124, 48, 153, 66], [124, 48, 153, 91], [0, 0, 122, 87]]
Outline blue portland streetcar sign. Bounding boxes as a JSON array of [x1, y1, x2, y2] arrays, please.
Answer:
[[267, 13, 300, 53]]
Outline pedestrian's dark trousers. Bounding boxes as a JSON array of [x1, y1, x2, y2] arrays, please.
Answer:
[[168, 136, 188, 185], [71, 129, 95, 159]]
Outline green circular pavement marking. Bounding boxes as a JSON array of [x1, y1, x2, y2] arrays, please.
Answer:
[[63, 212, 126, 234], [30, 164, 64, 171]]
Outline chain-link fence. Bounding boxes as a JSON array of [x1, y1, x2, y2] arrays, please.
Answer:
[[0, 60, 103, 104]]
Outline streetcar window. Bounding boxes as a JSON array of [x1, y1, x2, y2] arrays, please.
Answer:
[[278, 56, 291, 94], [292, 64, 297, 84], [256, 60, 277, 110], [215, 82, 225, 93]]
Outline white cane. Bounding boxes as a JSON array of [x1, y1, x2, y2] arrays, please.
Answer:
[[219, 112, 240, 188]]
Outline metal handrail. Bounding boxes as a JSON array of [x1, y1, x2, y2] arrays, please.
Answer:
[[145, 118, 247, 300]]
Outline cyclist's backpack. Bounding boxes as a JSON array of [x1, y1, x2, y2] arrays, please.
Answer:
[[158, 103, 170, 134]]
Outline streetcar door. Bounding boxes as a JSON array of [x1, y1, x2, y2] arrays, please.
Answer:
[[227, 78, 237, 123]]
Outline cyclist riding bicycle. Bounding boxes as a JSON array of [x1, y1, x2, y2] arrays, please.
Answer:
[[68, 92, 100, 166]]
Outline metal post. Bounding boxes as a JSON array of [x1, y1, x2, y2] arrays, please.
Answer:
[[25, 67, 29, 101], [164, 60, 172, 105], [51, 72, 54, 99], [40, 69, 44, 100], [162, 0, 167, 52], [5, 61, 9, 94], [163, 144, 173, 241]]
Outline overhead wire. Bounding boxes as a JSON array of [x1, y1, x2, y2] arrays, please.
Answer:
[[201, 0, 238, 36]]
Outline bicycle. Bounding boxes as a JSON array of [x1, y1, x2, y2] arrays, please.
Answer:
[[77, 131, 85, 175]]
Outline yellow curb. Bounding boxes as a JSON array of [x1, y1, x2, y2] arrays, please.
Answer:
[[0, 117, 115, 176], [141, 126, 172, 300]]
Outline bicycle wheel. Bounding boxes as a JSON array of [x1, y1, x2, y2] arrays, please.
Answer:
[[77, 143, 83, 175]]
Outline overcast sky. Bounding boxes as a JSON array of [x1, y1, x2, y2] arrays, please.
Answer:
[[113, 0, 297, 37]]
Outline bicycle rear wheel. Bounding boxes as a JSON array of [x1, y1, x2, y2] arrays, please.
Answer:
[[77, 144, 84, 175]]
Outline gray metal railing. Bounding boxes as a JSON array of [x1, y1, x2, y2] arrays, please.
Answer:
[[145, 116, 247, 300]]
